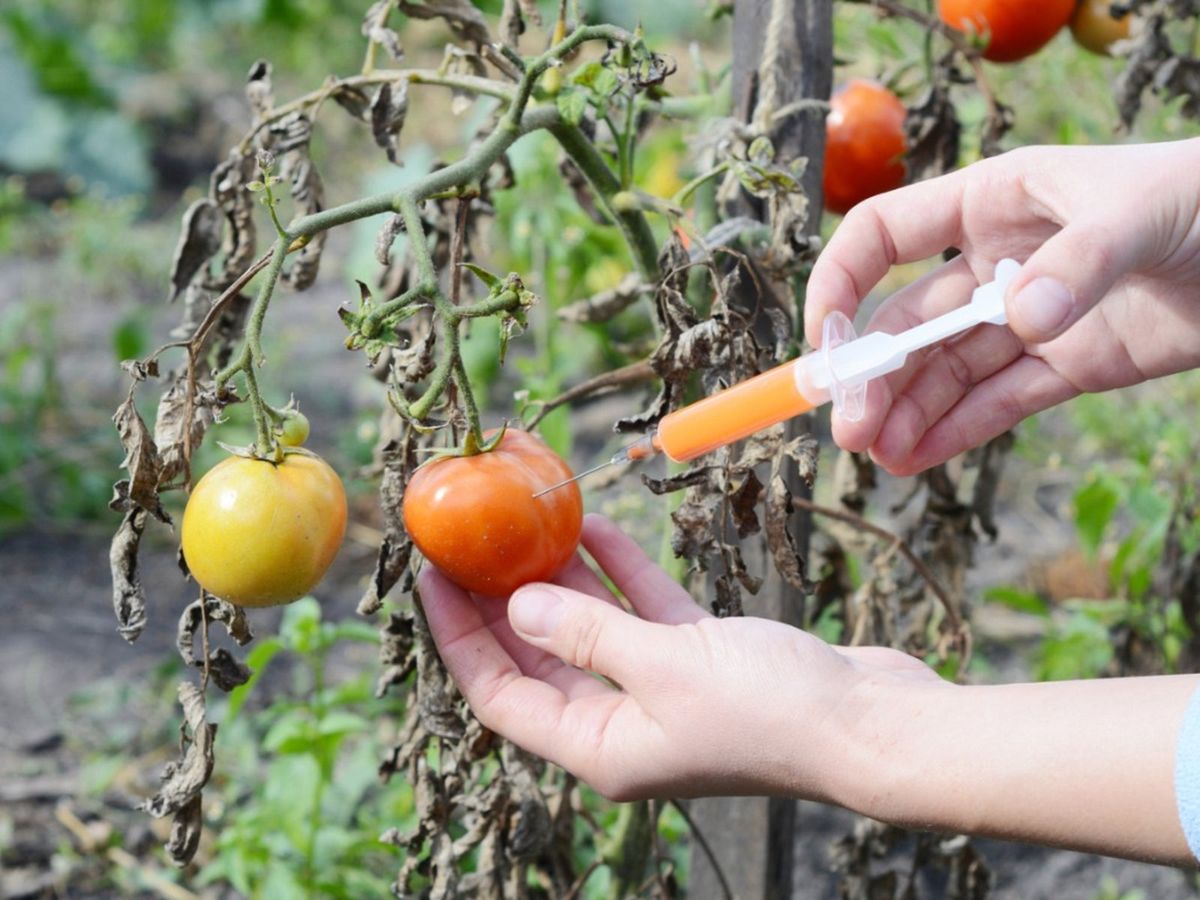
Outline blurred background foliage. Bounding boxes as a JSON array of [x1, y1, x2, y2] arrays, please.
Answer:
[[3, 0, 1200, 897]]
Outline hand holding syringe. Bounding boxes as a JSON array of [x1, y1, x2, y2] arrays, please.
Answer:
[[536, 259, 1020, 497]]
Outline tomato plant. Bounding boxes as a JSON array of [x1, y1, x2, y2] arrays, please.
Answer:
[[181, 451, 347, 607], [823, 79, 907, 215], [938, 0, 1075, 62], [403, 429, 583, 597], [1070, 0, 1131, 56]]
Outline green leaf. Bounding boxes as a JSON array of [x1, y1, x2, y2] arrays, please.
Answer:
[[461, 261, 501, 289], [556, 88, 589, 127], [983, 586, 1049, 617], [263, 709, 313, 754], [111, 315, 148, 363], [1073, 476, 1120, 558], [317, 711, 370, 738], [280, 596, 322, 654]]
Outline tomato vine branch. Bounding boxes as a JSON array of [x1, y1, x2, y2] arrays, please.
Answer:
[[209, 23, 664, 456]]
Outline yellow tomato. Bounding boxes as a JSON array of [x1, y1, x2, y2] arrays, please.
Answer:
[[181, 452, 347, 607]]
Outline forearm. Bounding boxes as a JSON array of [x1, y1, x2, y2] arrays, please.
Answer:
[[833, 674, 1199, 864]]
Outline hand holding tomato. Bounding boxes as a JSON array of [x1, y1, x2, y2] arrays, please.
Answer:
[[419, 514, 1198, 865], [805, 140, 1200, 476], [402, 429, 583, 597], [181, 449, 347, 607]]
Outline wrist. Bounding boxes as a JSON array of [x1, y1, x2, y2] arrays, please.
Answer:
[[820, 669, 961, 826]]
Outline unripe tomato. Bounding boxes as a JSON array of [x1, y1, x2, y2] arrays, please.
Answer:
[[278, 410, 310, 447], [181, 452, 347, 607], [403, 429, 583, 597], [1070, 0, 1131, 55], [938, 0, 1075, 62], [823, 80, 907, 216]]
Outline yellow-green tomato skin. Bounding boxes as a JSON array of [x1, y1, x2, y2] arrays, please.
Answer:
[[181, 453, 347, 607]]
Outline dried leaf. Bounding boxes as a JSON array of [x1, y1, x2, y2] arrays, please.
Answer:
[[265, 113, 327, 291], [112, 395, 169, 522], [730, 469, 763, 538], [167, 199, 223, 303], [362, 0, 405, 62], [164, 795, 203, 868], [155, 376, 226, 488], [376, 213, 406, 267], [371, 80, 409, 165], [141, 682, 215, 821], [359, 437, 417, 617], [245, 59, 273, 121], [398, 0, 491, 46], [558, 274, 652, 325], [209, 150, 257, 289], [109, 509, 148, 643], [904, 80, 960, 182], [765, 470, 807, 590], [497, 0, 540, 49]]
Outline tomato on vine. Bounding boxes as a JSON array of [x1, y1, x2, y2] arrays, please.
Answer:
[[823, 80, 907, 216], [181, 449, 347, 608], [1070, 0, 1132, 55], [403, 429, 583, 597], [938, 0, 1075, 62]]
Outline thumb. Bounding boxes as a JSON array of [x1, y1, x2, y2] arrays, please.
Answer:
[[509, 583, 652, 681], [1005, 224, 1139, 343]]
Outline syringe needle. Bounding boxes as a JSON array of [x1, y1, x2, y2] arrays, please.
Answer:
[[532, 459, 617, 498]]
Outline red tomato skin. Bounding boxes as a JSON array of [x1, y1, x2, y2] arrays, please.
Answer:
[[823, 80, 907, 216], [402, 430, 584, 597], [938, 0, 1075, 62]]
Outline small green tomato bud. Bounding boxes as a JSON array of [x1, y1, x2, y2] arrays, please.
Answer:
[[278, 411, 310, 447]]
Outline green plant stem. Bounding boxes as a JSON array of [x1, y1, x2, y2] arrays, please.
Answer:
[[453, 356, 484, 447], [548, 121, 659, 279], [303, 648, 328, 898], [620, 91, 637, 188], [672, 160, 730, 206], [456, 291, 519, 318]]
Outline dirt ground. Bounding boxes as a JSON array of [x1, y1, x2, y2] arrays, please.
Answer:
[[4, 247, 1197, 898]]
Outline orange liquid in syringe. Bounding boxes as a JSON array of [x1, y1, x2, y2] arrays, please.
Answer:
[[654, 359, 817, 462]]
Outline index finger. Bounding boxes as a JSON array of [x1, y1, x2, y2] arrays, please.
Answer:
[[805, 170, 969, 348]]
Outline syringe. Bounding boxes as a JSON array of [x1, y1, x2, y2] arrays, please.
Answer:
[[534, 258, 1020, 498]]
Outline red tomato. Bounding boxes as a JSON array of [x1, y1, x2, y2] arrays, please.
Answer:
[[823, 80, 907, 216], [403, 429, 583, 597], [1070, 0, 1131, 55], [938, 0, 1075, 62]]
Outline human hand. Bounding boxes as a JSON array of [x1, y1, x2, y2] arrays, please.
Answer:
[[418, 513, 943, 802], [805, 139, 1200, 475]]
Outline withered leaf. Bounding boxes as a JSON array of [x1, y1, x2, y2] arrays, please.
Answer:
[[112, 395, 168, 522], [359, 447, 416, 617], [164, 794, 203, 868], [109, 508, 148, 643], [120, 358, 159, 382], [904, 81, 961, 183], [245, 59, 273, 121], [765, 471, 807, 590], [640, 466, 711, 496], [362, 0, 405, 62], [730, 469, 764, 538], [398, 0, 491, 46], [376, 213, 406, 267], [371, 81, 409, 165], [168, 198, 223, 303], [155, 377, 224, 488], [203, 649, 253, 692], [265, 113, 327, 291], [331, 82, 372, 120], [209, 151, 257, 288], [558, 274, 653, 325], [142, 682, 215, 821]]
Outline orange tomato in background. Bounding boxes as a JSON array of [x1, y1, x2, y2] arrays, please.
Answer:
[[938, 0, 1075, 62], [403, 429, 583, 597], [823, 80, 907, 216], [1070, 0, 1132, 55]]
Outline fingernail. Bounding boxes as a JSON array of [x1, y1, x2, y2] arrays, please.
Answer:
[[1012, 277, 1074, 338], [509, 587, 564, 638]]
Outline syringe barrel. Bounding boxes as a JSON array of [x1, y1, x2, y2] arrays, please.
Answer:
[[655, 357, 831, 462]]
